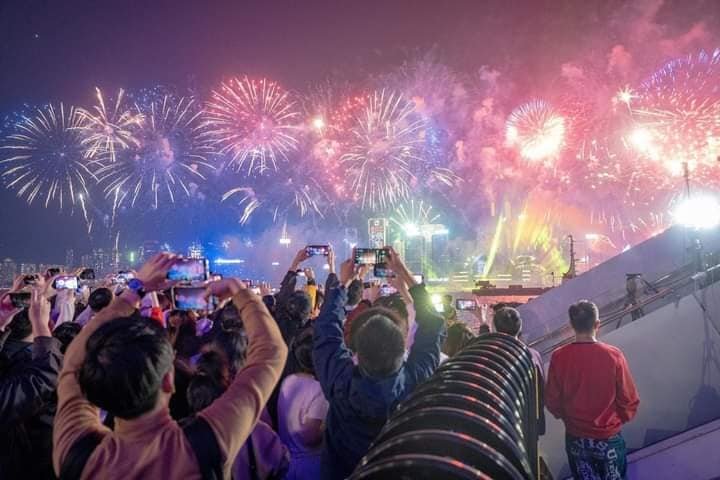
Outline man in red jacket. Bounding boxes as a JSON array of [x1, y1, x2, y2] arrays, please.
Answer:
[[546, 300, 639, 480]]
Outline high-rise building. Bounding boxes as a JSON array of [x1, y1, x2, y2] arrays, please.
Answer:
[[65, 249, 75, 270], [19, 263, 37, 275], [80, 254, 93, 270], [0, 258, 18, 287], [140, 241, 161, 263], [92, 249, 113, 276], [188, 242, 204, 259]]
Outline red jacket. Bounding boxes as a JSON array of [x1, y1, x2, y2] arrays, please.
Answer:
[[545, 341, 639, 439]]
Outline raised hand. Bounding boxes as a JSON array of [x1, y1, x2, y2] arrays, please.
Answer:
[[136, 253, 178, 292], [327, 246, 336, 274], [384, 247, 415, 288], [291, 248, 310, 271], [205, 278, 247, 302], [339, 259, 356, 287], [29, 283, 52, 337]]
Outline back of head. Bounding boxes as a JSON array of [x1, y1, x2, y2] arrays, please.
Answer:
[[88, 287, 113, 312], [79, 316, 174, 419], [187, 374, 225, 414], [347, 279, 363, 306], [53, 322, 82, 354], [568, 300, 599, 333], [211, 328, 248, 378], [373, 294, 409, 332], [287, 291, 312, 323], [195, 349, 230, 387], [443, 322, 475, 357], [354, 308, 406, 378], [442, 294, 453, 305], [291, 325, 315, 375], [493, 307, 522, 337], [7, 308, 31, 341]]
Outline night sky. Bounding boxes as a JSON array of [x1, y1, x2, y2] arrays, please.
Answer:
[[0, 0, 716, 262]]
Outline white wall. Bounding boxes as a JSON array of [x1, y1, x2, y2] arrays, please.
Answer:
[[520, 227, 720, 343], [540, 280, 720, 478]]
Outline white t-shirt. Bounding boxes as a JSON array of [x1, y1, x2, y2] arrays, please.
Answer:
[[277, 373, 329, 456]]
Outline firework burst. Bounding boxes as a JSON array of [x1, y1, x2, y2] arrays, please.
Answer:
[[0, 103, 97, 209], [222, 159, 328, 225], [506, 100, 566, 162], [204, 77, 300, 174], [340, 89, 430, 210], [77, 88, 142, 162], [628, 49, 720, 174], [96, 94, 214, 212], [390, 199, 440, 231]]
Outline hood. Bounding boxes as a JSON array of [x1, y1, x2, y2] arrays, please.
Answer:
[[347, 366, 407, 419]]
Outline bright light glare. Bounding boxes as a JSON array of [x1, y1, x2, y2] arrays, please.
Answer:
[[672, 196, 720, 229], [629, 128, 653, 152], [311, 116, 325, 131], [404, 223, 420, 236], [214, 258, 245, 265], [431, 294, 442, 305], [279, 237, 291, 245]]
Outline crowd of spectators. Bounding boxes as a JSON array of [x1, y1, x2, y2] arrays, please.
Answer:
[[0, 247, 639, 480]]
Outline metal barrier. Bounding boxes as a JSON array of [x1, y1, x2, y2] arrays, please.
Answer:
[[350, 333, 541, 480]]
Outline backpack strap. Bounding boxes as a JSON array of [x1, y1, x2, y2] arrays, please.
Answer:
[[58, 430, 105, 480], [182, 415, 224, 480]]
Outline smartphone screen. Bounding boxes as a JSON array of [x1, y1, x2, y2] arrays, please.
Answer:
[[354, 248, 388, 265], [306, 245, 330, 257], [412, 274, 424, 284], [373, 263, 396, 278], [167, 258, 209, 282], [53, 275, 79, 290], [9, 292, 31, 308], [172, 286, 216, 311], [456, 299, 478, 311], [380, 284, 398, 296]]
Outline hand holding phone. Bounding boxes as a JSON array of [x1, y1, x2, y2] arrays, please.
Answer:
[[305, 245, 330, 257], [9, 291, 31, 309], [373, 263, 396, 278], [53, 275, 79, 291], [172, 286, 217, 312], [167, 258, 209, 282], [354, 248, 389, 265]]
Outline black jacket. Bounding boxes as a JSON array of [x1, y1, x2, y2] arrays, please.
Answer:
[[0, 336, 63, 479]]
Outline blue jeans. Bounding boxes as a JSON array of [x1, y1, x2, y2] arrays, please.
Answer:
[[565, 433, 627, 480]]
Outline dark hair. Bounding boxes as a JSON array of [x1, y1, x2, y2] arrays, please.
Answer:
[[315, 290, 325, 312], [568, 300, 599, 333], [291, 325, 315, 375], [88, 287, 113, 312], [347, 279, 363, 306], [373, 294, 409, 325], [218, 302, 243, 331], [354, 308, 406, 378], [168, 310, 199, 359], [493, 307, 522, 337], [287, 291, 312, 322], [348, 305, 409, 351], [196, 350, 230, 387], [7, 308, 31, 341], [443, 322, 475, 357], [53, 322, 82, 354], [187, 374, 225, 414], [79, 316, 174, 419], [210, 329, 248, 378]]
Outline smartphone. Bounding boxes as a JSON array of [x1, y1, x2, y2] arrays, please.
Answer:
[[79, 268, 96, 280], [456, 299, 478, 311], [53, 275, 79, 290], [172, 286, 217, 312], [373, 263, 396, 278], [412, 274, 424, 284], [306, 245, 330, 257], [167, 258, 209, 282], [9, 291, 31, 308], [354, 248, 388, 265], [380, 284, 398, 297]]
